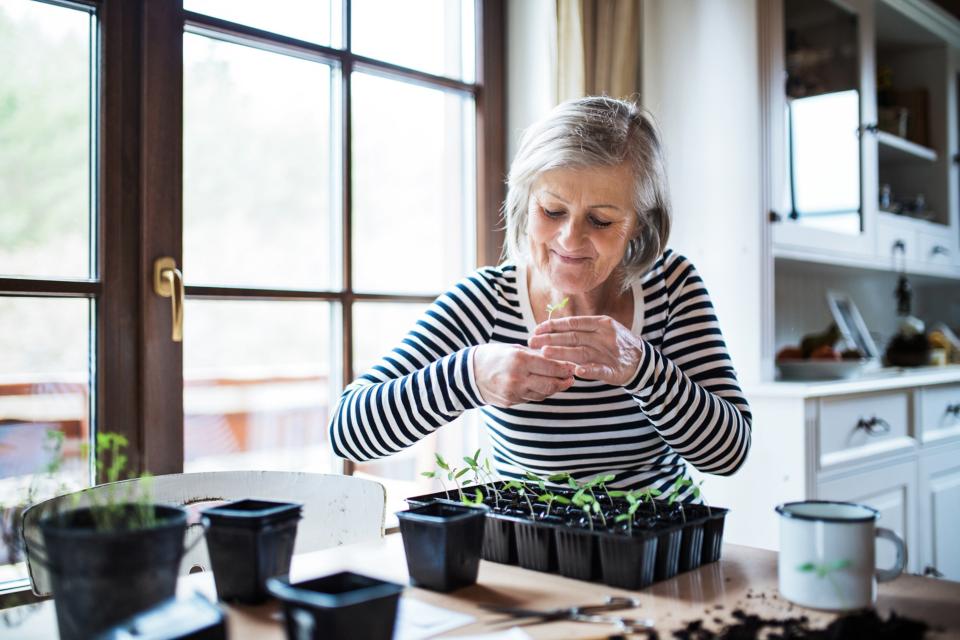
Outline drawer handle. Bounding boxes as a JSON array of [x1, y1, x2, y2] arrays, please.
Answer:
[[923, 565, 945, 578], [855, 416, 891, 436], [931, 245, 950, 256], [946, 404, 960, 417]]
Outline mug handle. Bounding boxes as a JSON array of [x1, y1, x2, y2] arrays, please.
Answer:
[[875, 527, 907, 582]]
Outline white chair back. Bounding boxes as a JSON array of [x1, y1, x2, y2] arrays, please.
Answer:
[[21, 471, 386, 597]]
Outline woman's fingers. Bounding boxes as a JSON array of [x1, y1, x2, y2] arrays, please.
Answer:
[[521, 374, 574, 401], [540, 344, 603, 365], [533, 315, 607, 335], [522, 349, 577, 378]]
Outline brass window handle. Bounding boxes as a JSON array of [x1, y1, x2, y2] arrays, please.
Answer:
[[153, 257, 184, 342]]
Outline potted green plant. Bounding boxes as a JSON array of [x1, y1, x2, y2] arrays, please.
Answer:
[[36, 433, 188, 640]]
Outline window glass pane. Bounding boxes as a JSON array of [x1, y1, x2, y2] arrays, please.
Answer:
[[183, 300, 338, 473], [0, 297, 91, 583], [351, 0, 475, 82], [0, 0, 93, 279], [184, 34, 339, 290], [184, 0, 337, 47], [350, 301, 482, 523], [352, 73, 475, 294]]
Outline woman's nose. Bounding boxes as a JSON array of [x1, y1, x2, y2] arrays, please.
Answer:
[[558, 217, 587, 247]]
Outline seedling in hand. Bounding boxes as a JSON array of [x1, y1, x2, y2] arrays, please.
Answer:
[[545, 297, 569, 321]]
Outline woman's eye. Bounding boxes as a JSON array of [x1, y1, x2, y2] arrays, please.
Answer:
[[589, 216, 612, 228], [544, 209, 565, 219]]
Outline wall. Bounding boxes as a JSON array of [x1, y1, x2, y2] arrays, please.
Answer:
[[641, 0, 767, 385], [506, 0, 557, 162]]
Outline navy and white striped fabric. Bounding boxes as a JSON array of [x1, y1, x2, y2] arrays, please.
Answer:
[[329, 250, 752, 503]]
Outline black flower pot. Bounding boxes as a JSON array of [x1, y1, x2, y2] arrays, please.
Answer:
[[397, 502, 486, 592], [267, 572, 403, 640], [39, 504, 187, 640], [678, 517, 707, 572], [201, 499, 302, 604], [514, 519, 556, 572], [689, 506, 728, 564], [555, 526, 599, 581], [598, 530, 659, 590]]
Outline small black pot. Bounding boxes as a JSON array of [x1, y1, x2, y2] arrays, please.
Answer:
[[653, 526, 683, 581], [598, 529, 659, 590], [481, 516, 517, 564], [397, 502, 486, 592], [689, 506, 728, 564], [39, 504, 187, 640], [201, 499, 302, 604], [267, 572, 403, 640], [514, 518, 556, 572], [555, 526, 599, 581]]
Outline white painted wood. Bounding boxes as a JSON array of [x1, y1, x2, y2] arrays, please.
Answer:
[[21, 471, 386, 597], [877, 131, 938, 163], [818, 391, 914, 469], [505, 0, 557, 162], [640, 0, 765, 386], [919, 383, 960, 444], [918, 441, 960, 580], [876, 213, 920, 262], [817, 457, 920, 573], [746, 365, 960, 399], [917, 232, 956, 268]]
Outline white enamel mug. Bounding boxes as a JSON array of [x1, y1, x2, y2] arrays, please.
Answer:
[[775, 501, 906, 611]]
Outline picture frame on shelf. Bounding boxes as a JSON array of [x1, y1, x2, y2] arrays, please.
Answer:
[[826, 290, 880, 360]]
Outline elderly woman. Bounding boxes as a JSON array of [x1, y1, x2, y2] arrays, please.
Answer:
[[330, 96, 751, 502]]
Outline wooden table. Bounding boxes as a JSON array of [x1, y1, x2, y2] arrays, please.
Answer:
[[5, 534, 960, 638]]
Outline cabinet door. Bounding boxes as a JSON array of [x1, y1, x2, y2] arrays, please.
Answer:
[[817, 458, 918, 574], [769, 0, 876, 259], [919, 444, 960, 581]]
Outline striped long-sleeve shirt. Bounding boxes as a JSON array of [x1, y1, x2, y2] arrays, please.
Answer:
[[329, 250, 752, 502]]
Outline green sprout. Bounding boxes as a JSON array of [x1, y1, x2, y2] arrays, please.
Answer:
[[503, 480, 536, 517], [421, 453, 451, 500], [461, 488, 485, 507], [667, 476, 692, 523], [537, 491, 571, 519], [462, 450, 501, 509], [77, 433, 157, 531], [545, 296, 569, 321], [635, 486, 662, 515], [614, 491, 644, 535]]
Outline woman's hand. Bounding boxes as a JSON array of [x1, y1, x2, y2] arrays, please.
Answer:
[[473, 344, 576, 407], [528, 316, 644, 387]]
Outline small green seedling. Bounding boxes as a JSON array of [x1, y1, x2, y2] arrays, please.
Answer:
[[571, 492, 596, 531], [421, 453, 452, 500], [77, 433, 157, 531], [636, 487, 662, 514], [503, 480, 536, 517], [690, 479, 711, 516], [461, 488, 485, 507], [545, 297, 569, 321], [614, 491, 644, 535], [537, 491, 571, 519], [667, 476, 692, 523], [462, 450, 501, 509]]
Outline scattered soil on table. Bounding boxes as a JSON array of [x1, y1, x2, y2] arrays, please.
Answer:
[[669, 608, 929, 640]]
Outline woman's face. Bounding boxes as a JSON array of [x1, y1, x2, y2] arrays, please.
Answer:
[[526, 164, 637, 294]]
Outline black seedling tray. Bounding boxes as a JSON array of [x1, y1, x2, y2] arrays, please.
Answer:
[[406, 483, 729, 590]]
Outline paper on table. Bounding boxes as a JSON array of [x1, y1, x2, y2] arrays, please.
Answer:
[[393, 597, 475, 640]]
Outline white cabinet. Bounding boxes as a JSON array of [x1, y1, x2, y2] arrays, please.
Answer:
[[919, 442, 960, 580], [703, 371, 960, 578], [764, 0, 960, 277]]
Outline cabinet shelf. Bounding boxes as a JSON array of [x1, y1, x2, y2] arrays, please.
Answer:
[[877, 131, 938, 163]]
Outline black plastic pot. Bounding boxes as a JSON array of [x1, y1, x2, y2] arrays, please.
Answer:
[[513, 518, 556, 572], [653, 526, 683, 581], [39, 504, 187, 640], [266, 572, 403, 640], [481, 516, 517, 564], [689, 506, 728, 564], [397, 502, 485, 592], [554, 526, 599, 581], [598, 529, 659, 590], [93, 592, 226, 640], [201, 499, 302, 604]]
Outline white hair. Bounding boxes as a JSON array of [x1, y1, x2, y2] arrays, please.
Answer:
[[503, 96, 672, 291]]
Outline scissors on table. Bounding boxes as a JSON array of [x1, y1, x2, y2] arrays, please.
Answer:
[[480, 595, 656, 634]]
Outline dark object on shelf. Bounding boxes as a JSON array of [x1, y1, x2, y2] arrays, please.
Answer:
[[266, 572, 403, 640], [407, 483, 729, 590], [201, 499, 302, 604], [94, 593, 226, 640], [889, 88, 930, 147], [396, 502, 485, 592], [885, 333, 930, 367], [799, 323, 840, 358], [39, 504, 188, 640]]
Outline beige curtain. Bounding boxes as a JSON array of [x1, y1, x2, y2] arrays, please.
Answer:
[[557, 0, 642, 102]]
